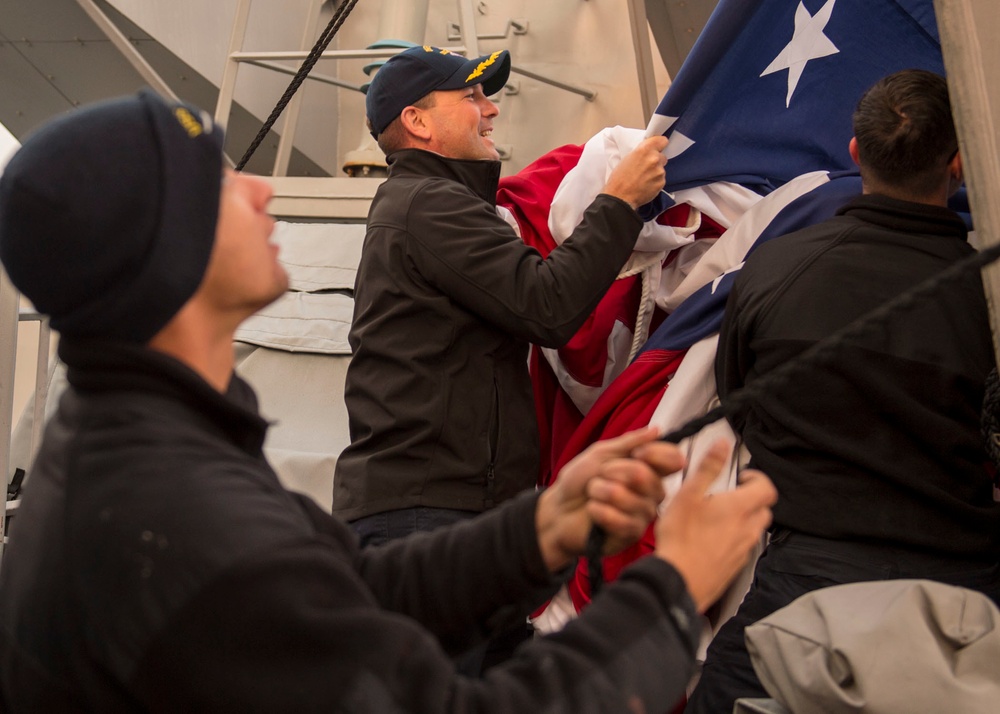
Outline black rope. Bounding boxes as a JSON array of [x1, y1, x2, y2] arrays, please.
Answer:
[[585, 239, 1000, 597], [235, 0, 361, 172]]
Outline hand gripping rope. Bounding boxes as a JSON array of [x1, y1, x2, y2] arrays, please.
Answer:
[[585, 239, 1000, 597]]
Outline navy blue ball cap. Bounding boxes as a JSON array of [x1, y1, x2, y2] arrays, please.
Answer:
[[366, 45, 511, 137], [0, 89, 225, 343]]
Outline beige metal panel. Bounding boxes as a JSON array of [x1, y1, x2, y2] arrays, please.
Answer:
[[378, 0, 430, 41], [104, 0, 679, 176], [107, 0, 247, 85], [0, 42, 75, 137], [0, 0, 113, 42], [110, 0, 345, 175], [76, 0, 177, 100], [265, 176, 382, 220], [13, 38, 156, 103], [934, 0, 1000, 363], [0, 0, 329, 177], [645, 0, 719, 78]]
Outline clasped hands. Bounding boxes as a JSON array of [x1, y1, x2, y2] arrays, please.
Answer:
[[535, 425, 777, 612]]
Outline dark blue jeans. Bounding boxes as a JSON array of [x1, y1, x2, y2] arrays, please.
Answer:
[[350, 506, 477, 548], [684, 529, 1000, 714]]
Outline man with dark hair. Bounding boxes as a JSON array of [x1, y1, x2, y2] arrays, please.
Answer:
[[333, 46, 670, 548], [685, 69, 1000, 713], [851, 68, 959, 199], [0, 90, 776, 712]]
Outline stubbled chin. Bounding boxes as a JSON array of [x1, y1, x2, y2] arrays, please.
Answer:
[[482, 137, 497, 159]]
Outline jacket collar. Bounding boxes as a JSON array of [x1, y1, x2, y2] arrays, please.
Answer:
[[386, 148, 501, 206], [59, 338, 269, 455], [837, 193, 969, 241]]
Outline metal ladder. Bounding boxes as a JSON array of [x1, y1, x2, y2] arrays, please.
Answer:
[[212, 0, 603, 181]]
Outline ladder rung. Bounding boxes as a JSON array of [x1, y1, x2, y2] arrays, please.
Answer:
[[17, 308, 44, 322]]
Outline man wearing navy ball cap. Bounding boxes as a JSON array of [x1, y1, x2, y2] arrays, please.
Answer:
[[364, 45, 512, 140], [334, 46, 672, 561]]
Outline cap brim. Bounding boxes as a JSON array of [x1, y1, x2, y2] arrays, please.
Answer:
[[438, 49, 511, 97]]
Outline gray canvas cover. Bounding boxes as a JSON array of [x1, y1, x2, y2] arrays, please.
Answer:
[[745, 579, 1000, 714]]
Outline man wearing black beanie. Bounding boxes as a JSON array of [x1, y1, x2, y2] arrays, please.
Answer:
[[0, 90, 775, 712]]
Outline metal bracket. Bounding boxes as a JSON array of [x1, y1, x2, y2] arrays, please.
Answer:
[[489, 80, 518, 102], [447, 18, 528, 41]]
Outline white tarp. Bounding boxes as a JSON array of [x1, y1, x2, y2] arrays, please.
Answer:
[[233, 220, 365, 508]]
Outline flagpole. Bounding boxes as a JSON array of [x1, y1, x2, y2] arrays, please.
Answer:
[[934, 0, 1000, 366], [625, 0, 660, 121]]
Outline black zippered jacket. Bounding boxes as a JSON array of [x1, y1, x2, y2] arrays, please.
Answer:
[[717, 194, 1000, 555], [0, 339, 699, 712], [333, 149, 643, 521]]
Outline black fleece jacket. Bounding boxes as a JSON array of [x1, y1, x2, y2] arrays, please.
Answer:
[[334, 149, 643, 522], [717, 193, 1000, 556], [0, 339, 699, 712]]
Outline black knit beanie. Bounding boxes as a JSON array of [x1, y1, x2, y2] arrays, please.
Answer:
[[0, 89, 225, 342]]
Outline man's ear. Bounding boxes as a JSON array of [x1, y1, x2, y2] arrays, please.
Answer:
[[949, 150, 964, 185], [848, 137, 861, 167], [399, 105, 432, 142]]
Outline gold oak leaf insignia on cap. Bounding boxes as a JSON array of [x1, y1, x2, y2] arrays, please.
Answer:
[[466, 51, 503, 83], [174, 107, 203, 138]]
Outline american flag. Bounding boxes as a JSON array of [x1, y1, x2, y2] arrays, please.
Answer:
[[498, 0, 951, 618], [641, 0, 945, 219]]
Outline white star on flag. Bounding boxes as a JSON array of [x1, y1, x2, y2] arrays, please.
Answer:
[[646, 115, 696, 160], [712, 263, 744, 294], [665, 130, 695, 161], [761, 0, 840, 108]]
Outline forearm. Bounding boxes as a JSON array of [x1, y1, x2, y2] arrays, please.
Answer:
[[134, 542, 698, 713], [412, 186, 641, 347], [526, 195, 643, 346], [358, 493, 565, 651], [471, 557, 699, 712]]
